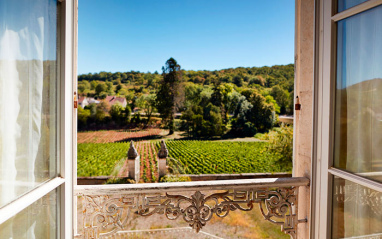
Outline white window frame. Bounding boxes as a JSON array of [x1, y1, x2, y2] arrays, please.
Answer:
[[312, 0, 382, 238], [0, 0, 77, 238]]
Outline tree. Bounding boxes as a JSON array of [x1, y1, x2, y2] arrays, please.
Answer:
[[233, 75, 244, 87], [124, 105, 132, 123], [231, 90, 276, 136], [95, 101, 110, 122], [95, 82, 107, 96], [136, 94, 157, 127], [77, 106, 90, 130], [109, 103, 124, 125], [270, 86, 289, 114], [156, 58, 182, 134]]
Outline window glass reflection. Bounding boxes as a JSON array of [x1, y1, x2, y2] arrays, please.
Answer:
[[0, 0, 59, 208], [334, 5, 382, 182], [332, 177, 382, 238], [0, 189, 58, 239], [338, 0, 369, 12]]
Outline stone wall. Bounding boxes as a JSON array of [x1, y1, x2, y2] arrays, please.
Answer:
[[294, 0, 315, 238]]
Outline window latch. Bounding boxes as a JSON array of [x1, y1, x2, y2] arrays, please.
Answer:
[[74, 91, 78, 109], [295, 96, 301, 110]]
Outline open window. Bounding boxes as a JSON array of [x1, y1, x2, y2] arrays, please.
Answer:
[[73, 1, 312, 239]]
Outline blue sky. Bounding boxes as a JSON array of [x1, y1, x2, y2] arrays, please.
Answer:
[[78, 0, 294, 74]]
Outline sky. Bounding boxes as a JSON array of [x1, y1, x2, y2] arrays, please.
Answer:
[[78, 0, 295, 74]]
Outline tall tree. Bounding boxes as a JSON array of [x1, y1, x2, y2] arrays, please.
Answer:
[[156, 58, 182, 134]]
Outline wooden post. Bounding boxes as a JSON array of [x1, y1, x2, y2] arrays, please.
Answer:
[[157, 140, 168, 177], [127, 141, 140, 183]]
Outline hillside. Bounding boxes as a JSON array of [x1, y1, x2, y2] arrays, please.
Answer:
[[77, 63, 294, 136]]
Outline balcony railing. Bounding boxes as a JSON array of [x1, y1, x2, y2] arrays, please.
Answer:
[[74, 177, 309, 239]]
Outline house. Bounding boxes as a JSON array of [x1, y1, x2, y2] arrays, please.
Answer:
[[104, 95, 127, 107], [78, 96, 88, 108], [1, 1, 381, 238], [87, 97, 100, 104]]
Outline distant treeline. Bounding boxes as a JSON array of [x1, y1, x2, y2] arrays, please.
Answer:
[[77, 63, 294, 137]]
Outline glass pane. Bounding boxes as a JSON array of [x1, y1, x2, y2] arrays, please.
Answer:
[[0, 0, 59, 207], [332, 177, 382, 238], [338, 0, 369, 12], [0, 189, 58, 239], [334, 5, 382, 182]]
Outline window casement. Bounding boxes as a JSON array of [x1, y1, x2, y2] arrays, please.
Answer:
[[313, 0, 382, 238], [0, 0, 77, 238]]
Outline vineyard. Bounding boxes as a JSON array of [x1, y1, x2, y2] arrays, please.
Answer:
[[165, 140, 289, 174], [77, 128, 162, 143], [77, 140, 291, 181]]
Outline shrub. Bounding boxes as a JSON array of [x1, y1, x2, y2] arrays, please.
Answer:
[[159, 175, 191, 182], [266, 125, 293, 167]]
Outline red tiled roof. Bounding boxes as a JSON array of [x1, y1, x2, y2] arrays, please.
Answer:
[[105, 96, 126, 105], [78, 96, 86, 103]]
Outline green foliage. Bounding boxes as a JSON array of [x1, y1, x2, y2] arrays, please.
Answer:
[[181, 104, 225, 138], [265, 95, 280, 114], [262, 126, 293, 167], [78, 106, 90, 126], [77, 64, 295, 136], [109, 103, 124, 125], [160, 175, 191, 182], [95, 82, 107, 96], [271, 85, 290, 114], [230, 90, 276, 136], [106, 178, 135, 184], [136, 94, 156, 126]]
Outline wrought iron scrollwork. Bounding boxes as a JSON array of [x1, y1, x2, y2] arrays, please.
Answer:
[[78, 186, 304, 239]]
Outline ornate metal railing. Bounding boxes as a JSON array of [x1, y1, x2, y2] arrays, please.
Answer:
[[74, 177, 309, 239]]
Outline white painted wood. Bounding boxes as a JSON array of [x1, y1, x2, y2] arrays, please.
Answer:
[[332, 0, 382, 22], [312, 0, 333, 238], [0, 177, 64, 225], [74, 177, 310, 196], [328, 168, 382, 193], [59, 0, 76, 238], [310, 0, 322, 238]]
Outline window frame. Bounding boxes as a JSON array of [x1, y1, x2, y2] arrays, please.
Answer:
[[312, 0, 382, 238]]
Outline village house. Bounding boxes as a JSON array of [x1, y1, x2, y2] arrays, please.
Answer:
[[78, 96, 88, 108], [104, 95, 127, 107]]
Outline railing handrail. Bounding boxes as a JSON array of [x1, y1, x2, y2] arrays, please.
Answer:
[[75, 177, 309, 195]]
